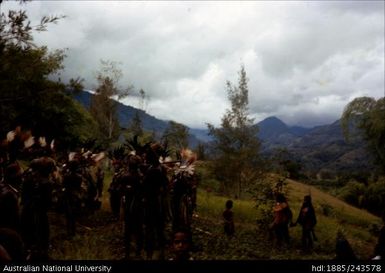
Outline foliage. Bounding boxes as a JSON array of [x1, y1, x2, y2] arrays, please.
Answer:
[[122, 110, 156, 148], [272, 148, 303, 180], [284, 160, 303, 180], [125, 89, 148, 138], [341, 97, 385, 173], [207, 65, 263, 198], [319, 203, 334, 217], [90, 60, 133, 147], [129, 111, 143, 137], [0, 6, 64, 50], [194, 142, 207, 161], [0, 1, 97, 148], [138, 88, 149, 112], [254, 201, 274, 230], [337, 171, 371, 186], [338, 181, 366, 207], [362, 179, 385, 216], [162, 120, 189, 156], [194, 161, 220, 193]]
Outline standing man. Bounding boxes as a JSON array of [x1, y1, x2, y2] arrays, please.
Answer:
[[294, 195, 317, 251], [21, 157, 55, 260]]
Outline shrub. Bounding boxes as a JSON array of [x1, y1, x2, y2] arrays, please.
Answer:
[[338, 181, 366, 207], [363, 180, 385, 216], [320, 203, 334, 216]]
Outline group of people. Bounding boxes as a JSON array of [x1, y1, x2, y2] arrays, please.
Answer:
[[59, 151, 105, 236], [270, 193, 317, 251], [1, 126, 384, 261], [270, 191, 385, 260], [223, 188, 384, 260], [222, 192, 316, 252], [0, 127, 199, 261], [0, 156, 59, 260], [0, 127, 105, 261], [106, 142, 198, 260]]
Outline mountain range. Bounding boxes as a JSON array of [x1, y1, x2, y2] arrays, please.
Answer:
[[74, 91, 372, 174], [256, 116, 372, 174]]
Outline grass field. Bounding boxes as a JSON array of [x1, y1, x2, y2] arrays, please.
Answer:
[[48, 169, 382, 260]]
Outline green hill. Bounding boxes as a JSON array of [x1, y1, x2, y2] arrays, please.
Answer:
[[48, 170, 382, 260], [190, 174, 381, 260]]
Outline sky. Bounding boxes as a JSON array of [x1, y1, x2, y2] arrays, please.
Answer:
[[3, 1, 384, 129]]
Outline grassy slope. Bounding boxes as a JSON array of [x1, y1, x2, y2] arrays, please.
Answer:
[[286, 178, 381, 259], [192, 174, 381, 260], [49, 172, 382, 260]]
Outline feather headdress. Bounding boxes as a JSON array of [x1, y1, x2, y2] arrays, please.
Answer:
[[174, 148, 197, 177], [108, 146, 127, 162], [68, 152, 77, 162], [6, 131, 15, 142], [91, 152, 105, 163], [124, 135, 152, 157], [180, 148, 197, 165], [39, 137, 47, 147], [24, 136, 35, 149]]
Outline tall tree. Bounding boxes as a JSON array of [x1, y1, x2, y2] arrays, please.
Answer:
[[162, 120, 189, 156], [0, 1, 96, 147], [341, 97, 385, 173], [207, 65, 262, 197], [128, 88, 147, 137], [129, 111, 143, 137], [90, 60, 132, 146], [139, 88, 149, 112]]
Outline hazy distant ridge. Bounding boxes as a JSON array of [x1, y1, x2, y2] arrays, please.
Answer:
[[74, 91, 371, 173], [73, 91, 209, 146]]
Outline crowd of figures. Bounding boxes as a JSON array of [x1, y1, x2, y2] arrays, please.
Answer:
[[0, 127, 198, 261], [106, 139, 198, 260], [0, 126, 384, 261], [0, 127, 107, 261]]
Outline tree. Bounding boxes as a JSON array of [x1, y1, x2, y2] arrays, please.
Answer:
[[0, 3, 64, 50], [129, 111, 144, 137], [363, 178, 385, 215], [162, 120, 189, 156], [90, 60, 133, 147], [0, 1, 96, 148], [338, 181, 366, 207], [127, 88, 147, 138], [139, 88, 149, 112], [341, 97, 385, 173], [207, 65, 262, 198], [271, 148, 303, 179], [194, 142, 206, 161]]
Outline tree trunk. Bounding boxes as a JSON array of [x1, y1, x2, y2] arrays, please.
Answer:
[[108, 112, 113, 139]]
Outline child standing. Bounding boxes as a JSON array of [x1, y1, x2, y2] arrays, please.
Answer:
[[223, 200, 235, 237]]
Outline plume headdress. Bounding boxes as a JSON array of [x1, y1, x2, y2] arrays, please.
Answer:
[[124, 135, 151, 157], [174, 148, 197, 177], [3, 126, 56, 161], [108, 145, 127, 163]]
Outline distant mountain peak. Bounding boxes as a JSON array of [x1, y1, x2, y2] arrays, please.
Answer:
[[260, 116, 286, 125], [256, 116, 314, 143], [256, 117, 288, 140]]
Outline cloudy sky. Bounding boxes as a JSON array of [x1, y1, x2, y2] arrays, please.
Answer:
[[3, 1, 384, 129]]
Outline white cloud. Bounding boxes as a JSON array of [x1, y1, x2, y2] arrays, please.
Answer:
[[3, 1, 383, 129]]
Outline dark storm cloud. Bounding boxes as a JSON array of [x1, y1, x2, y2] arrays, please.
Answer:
[[3, 1, 383, 129]]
